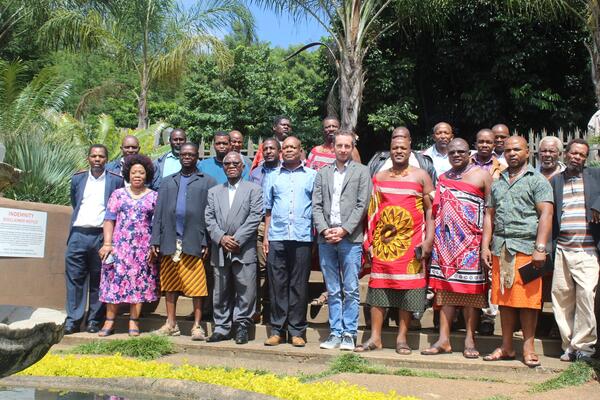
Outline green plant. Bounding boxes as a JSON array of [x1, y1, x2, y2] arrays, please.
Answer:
[[530, 360, 598, 393], [68, 335, 175, 361]]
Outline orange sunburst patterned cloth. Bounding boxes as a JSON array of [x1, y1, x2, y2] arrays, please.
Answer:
[[363, 177, 426, 290]]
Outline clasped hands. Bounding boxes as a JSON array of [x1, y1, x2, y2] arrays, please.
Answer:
[[322, 227, 348, 244], [220, 235, 240, 253]]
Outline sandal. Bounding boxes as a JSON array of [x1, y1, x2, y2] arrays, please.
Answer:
[[98, 318, 115, 337], [421, 345, 452, 355], [483, 347, 516, 362], [463, 347, 480, 359], [523, 353, 541, 368], [354, 340, 382, 352], [128, 318, 140, 337], [396, 342, 412, 355], [310, 292, 328, 306]]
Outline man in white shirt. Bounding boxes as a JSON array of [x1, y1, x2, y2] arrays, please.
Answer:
[[64, 144, 124, 334], [422, 122, 454, 176]]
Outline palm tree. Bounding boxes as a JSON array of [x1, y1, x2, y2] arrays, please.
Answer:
[[39, 0, 254, 129], [507, 1, 600, 105], [251, 0, 452, 132]]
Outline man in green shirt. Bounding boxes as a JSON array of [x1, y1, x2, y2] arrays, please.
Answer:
[[481, 136, 553, 368]]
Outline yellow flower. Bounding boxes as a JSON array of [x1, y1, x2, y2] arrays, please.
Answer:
[[372, 206, 413, 261]]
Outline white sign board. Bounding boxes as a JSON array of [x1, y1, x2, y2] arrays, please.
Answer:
[[0, 207, 47, 258]]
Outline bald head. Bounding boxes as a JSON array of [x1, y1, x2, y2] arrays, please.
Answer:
[[282, 136, 302, 166], [504, 136, 529, 168], [229, 130, 244, 153], [392, 127, 411, 141], [121, 135, 140, 157], [447, 138, 471, 169], [449, 138, 469, 150]]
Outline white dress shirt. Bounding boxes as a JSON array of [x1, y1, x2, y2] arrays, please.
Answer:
[[329, 162, 349, 226], [422, 145, 451, 175], [73, 171, 107, 228], [227, 180, 240, 208]]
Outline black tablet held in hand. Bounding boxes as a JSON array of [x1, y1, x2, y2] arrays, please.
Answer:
[[518, 262, 544, 284]]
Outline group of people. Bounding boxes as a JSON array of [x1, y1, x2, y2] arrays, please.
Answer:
[[63, 116, 600, 367]]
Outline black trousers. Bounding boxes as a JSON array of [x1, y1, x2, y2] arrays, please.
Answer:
[[267, 240, 311, 337]]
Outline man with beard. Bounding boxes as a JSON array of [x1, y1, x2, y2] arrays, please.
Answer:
[[151, 143, 217, 340], [151, 128, 194, 190], [424, 139, 491, 358], [492, 124, 510, 167], [471, 129, 505, 180], [550, 139, 600, 361], [537, 136, 565, 180], [199, 131, 249, 184], [481, 136, 553, 367], [306, 116, 361, 170], [423, 122, 454, 176], [106, 135, 140, 176], [64, 144, 124, 334], [251, 116, 293, 170]]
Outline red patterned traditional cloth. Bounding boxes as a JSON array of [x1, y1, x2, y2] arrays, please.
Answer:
[[429, 176, 487, 294], [363, 177, 426, 290]]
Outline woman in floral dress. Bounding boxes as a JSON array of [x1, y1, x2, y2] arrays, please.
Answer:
[[98, 154, 159, 336]]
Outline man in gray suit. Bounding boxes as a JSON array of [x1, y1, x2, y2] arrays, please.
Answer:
[[312, 130, 372, 350], [205, 152, 263, 344]]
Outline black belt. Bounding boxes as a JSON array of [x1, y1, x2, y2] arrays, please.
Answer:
[[72, 226, 103, 233]]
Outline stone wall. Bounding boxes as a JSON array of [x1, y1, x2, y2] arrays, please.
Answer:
[[0, 198, 70, 309]]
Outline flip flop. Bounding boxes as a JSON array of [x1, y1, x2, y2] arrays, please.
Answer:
[[421, 346, 452, 355], [463, 347, 480, 359], [396, 342, 412, 355], [354, 341, 382, 353], [483, 347, 516, 362], [523, 353, 541, 368]]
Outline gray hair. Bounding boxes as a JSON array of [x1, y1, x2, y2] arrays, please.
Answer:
[[539, 136, 563, 152]]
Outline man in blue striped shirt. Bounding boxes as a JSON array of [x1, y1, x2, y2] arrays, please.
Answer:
[[262, 136, 316, 347]]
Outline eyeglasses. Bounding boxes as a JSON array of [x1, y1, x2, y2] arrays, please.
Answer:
[[223, 161, 242, 166]]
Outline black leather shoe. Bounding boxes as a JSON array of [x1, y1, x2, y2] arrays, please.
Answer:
[[64, 326, 80, 335], [206, 332, 230, 343], [235, 328, 248, 345], [86, 323, 101, 334]]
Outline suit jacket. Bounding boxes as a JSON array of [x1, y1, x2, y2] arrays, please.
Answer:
[[367, 151, 437, 186], [69, 169, 124, 239], [550, 167, 600, 254], [312, 160, 372, 243], [205, 180, 263, 266], [150, 171, 217, 257], [150, 152, 169, 191]]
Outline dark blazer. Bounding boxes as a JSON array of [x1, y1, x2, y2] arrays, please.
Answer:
[[550, 167, 600, 253], [105, 158, 124, 176], [312, 160, 372, 243], [151, 152, 170, 191], [69, 170, 124, 238], [367, 151, 437, 186], [205, 180, 263, 266], [151, 171, 217, 257]]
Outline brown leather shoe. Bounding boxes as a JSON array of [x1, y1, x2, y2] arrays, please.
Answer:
[[264, 335, 281, 346], [291, 336, 306, 347]]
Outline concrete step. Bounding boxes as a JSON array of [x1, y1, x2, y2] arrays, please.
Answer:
[[93, 312, 562, 357]]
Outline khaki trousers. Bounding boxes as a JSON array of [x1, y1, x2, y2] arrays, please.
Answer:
[[551, 247, 600, 356]]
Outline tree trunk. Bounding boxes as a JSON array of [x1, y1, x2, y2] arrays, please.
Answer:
[[137, 74, 149, 130], [338, 49, 365, 133]]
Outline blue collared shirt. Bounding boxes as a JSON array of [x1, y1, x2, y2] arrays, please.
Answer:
[[264, 163, 316, 242], [163, 152, 182, 177], [199, 157, 250, 184]]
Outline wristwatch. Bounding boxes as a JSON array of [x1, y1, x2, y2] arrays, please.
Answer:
[[535, 243, 547, 253]]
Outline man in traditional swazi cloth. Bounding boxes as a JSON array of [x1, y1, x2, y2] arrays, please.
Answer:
[[422, 138, 492, 358]]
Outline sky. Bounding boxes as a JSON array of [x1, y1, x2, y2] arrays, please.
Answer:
[[180, 1, 329, 48]]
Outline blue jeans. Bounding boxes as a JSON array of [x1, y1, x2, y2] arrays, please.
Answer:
[[318, 239, 362, 336]]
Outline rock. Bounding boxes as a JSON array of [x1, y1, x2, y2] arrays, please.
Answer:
[[0, 162, 22, 194], [0, 305, 65, 378]]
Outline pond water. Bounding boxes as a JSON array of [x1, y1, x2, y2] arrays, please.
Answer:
[[0, 387, 175, 400]]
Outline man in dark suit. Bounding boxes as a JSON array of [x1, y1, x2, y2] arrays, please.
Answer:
[[312, 130, 372, 350], [64, 144, 124, 334], [550, 138, 600, 361], [205, 152, 263, 344], [151, 142, 217, 340]]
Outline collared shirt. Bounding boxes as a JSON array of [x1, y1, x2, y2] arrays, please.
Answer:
[[250, 162, 279, 186], [227, 180, 240, 207], [557, 175, 596, 252], [470, 154, 505, 180], [489, 164, 553, 256], [536, 161, 566, 178], [73, 171, 107, 228], [199, 157, 250, 184], [330, 161, 349, 226], [162, 152, 182, 178], [494, 151, 507, 167], [422, 145, 451, 176], [264, 163, 317, 242], [378, 152, 420, 172]]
